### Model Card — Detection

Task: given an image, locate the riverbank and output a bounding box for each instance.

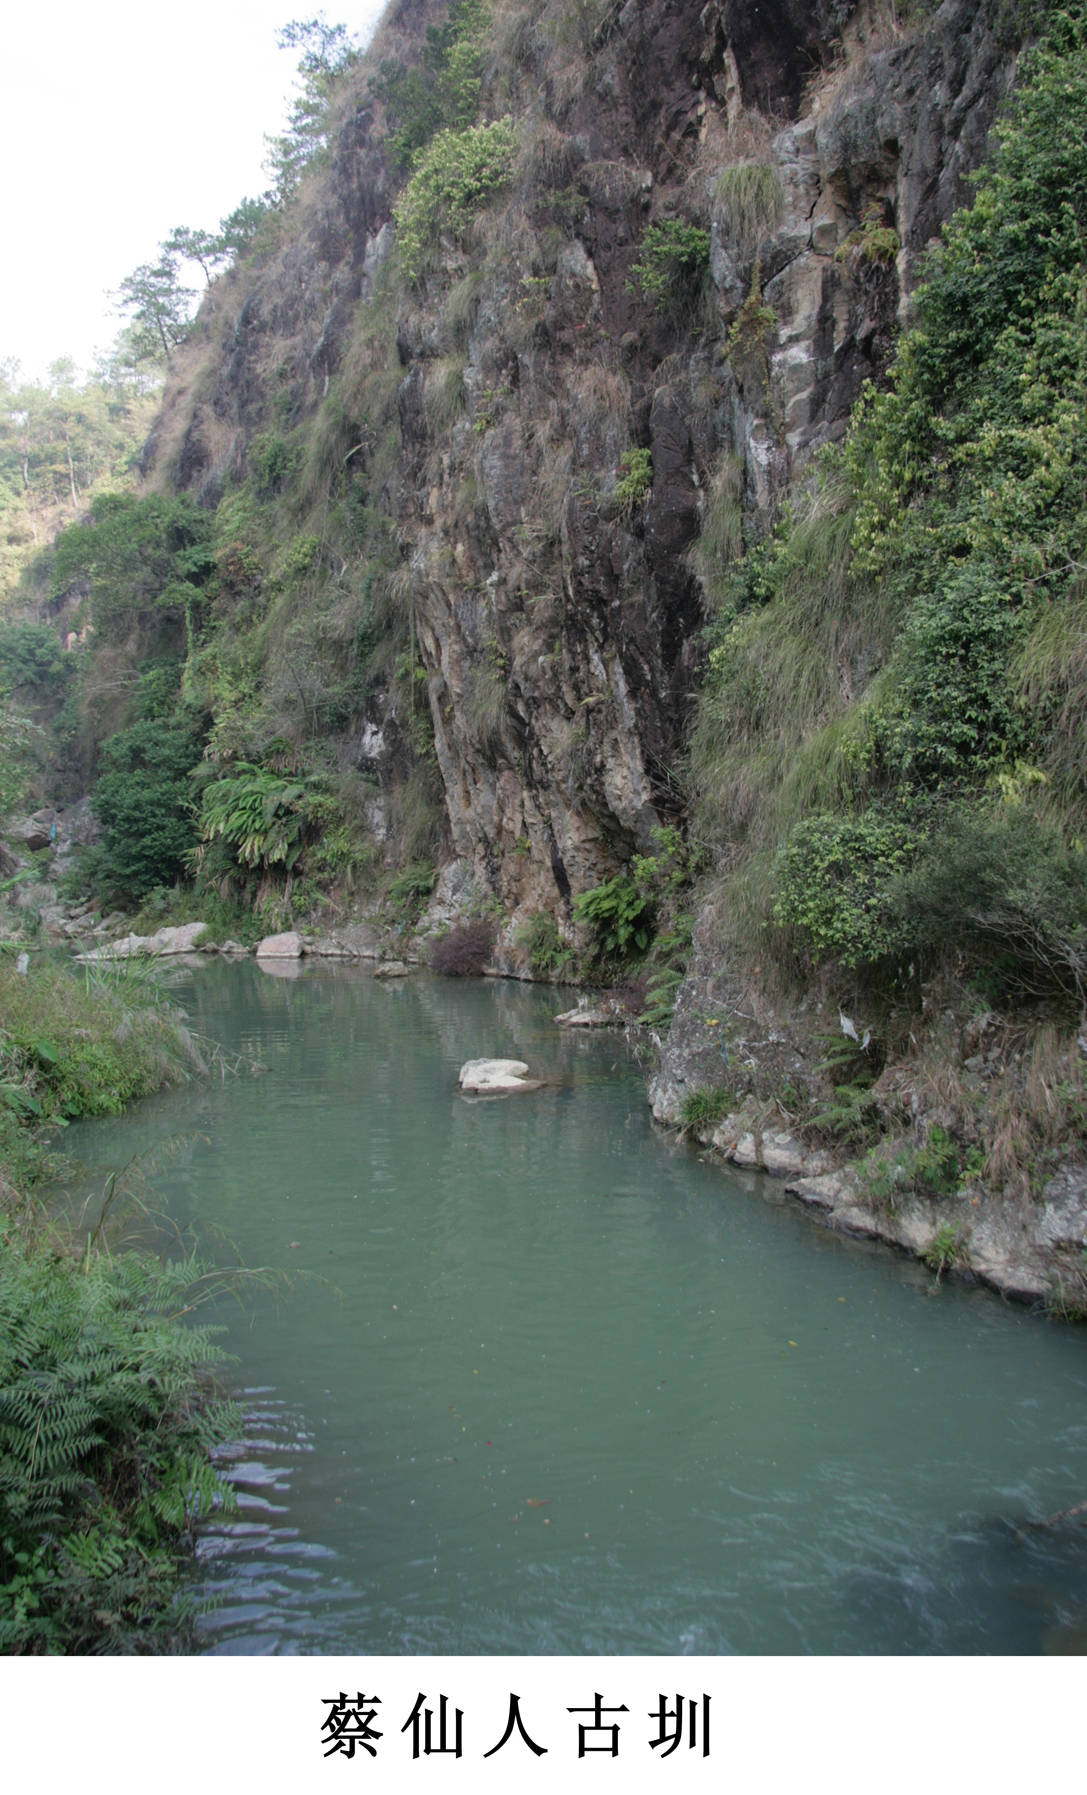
[645,932,1087,1318]
[0,949,239,1653]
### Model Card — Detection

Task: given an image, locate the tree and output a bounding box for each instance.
[162,225,228,286]
[113,254,195,365]
[264,14,361,200]
[216,194,276,259]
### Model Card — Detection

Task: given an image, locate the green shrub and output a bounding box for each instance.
[629,218,711,314]
[394,118,517,281]
[51,493,214,642]
[891,805,1087,1005]
[194,762,324,882]
[611,448,652,512]
[516,911,574,978]
[574,874,653,962]
[835,204,901,268]
[387,860,437,917]
[91,715,205,904]
[637,965,684,1028]
[809,1083,885,1150]
[0,623,70,697]
[923,1225,965,1275]
[372,0,486,167]
[773,806,920,970]
[250,432,295,497]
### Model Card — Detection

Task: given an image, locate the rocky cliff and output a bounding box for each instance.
[147,0,1014,920]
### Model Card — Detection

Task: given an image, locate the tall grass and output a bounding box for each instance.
[712,162,785,259]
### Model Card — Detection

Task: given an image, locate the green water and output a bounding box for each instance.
[65,960,1087,1654]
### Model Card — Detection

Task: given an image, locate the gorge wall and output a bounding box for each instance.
[145,0,1016,926]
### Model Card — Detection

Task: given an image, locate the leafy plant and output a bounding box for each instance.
[372,0,486,167]
[809,1081,885,1149]
[923,1223,965,1278]
[611,448,652,512]
[516,911,574,978]
[394,118,517,281]
[0,1238,239,1653]
[574,874,653,962]
[629,218,711,313]
[835,203,901,268]
[637,966,684,1028]
[194,762,323,880]
[90,715,206,904]
[0,623,70,697]
[773,806,919,969]
[387,861,437,917]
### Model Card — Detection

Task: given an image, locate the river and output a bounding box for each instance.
[61,958,1087,1654]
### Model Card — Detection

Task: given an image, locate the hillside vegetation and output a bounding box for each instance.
[693,11,1087,1010]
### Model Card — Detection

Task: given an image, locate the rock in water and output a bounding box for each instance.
[458,1058,542,1094]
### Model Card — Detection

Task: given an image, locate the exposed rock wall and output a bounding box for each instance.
[148,0,1019,935]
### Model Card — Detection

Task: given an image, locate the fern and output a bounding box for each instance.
[0,1238,239,1652]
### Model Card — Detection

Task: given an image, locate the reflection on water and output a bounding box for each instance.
[59,961,1087,1655]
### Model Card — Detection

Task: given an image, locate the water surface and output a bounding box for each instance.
[64,960,1087,1654]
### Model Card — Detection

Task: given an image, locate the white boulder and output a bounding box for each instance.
[459,1058,542,1094]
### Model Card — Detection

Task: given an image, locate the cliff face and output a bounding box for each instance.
[148,0,1015,927]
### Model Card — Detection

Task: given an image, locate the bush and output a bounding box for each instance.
[194,762,322,884]
[773,806,920,970]
[516,911,574,978]
[574,874,653,962]
[430,918,495,976]
[892,805,1087,1005]
[0,622,69,697]
[611,448,652,512]
[387,861,437,917]
[394,118,517,281]
[91,715,205,904]
[629,218,711,313]
[51,493,214,642]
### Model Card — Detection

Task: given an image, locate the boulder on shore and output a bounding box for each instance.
[459,1058,542,1094]
[78,922,209,961]
[255,930,304,959]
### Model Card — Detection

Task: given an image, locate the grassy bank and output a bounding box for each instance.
[0,951,238,1653]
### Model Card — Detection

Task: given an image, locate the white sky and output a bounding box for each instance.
[3,1,387,383]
